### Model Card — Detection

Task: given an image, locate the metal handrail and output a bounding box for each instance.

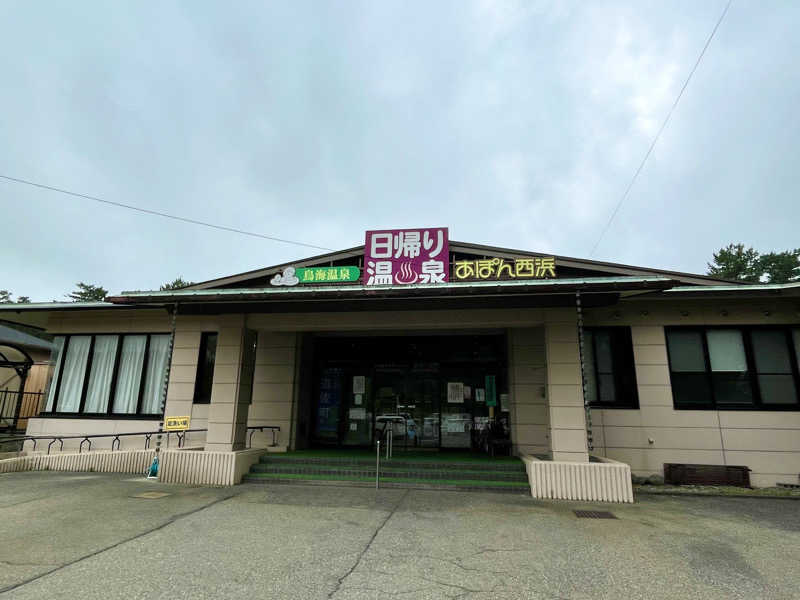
[4,424,281,455]
[375,439,380,490]
[246,425,281,449]
[3,429,208,454]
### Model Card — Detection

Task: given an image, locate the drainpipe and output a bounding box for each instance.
[575,291,594,453]
[152,302,179,470]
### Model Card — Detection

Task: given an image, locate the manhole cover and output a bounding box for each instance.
[574,510,616,519]
[132,491,171,499]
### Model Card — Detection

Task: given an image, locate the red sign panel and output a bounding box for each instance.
[364,228,449,285]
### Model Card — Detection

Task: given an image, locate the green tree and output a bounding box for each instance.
[0,290,11,303]
[707,244,761,282]
[708,244,800,283]
[759,250,800,283]
[160,277,195,291]
[16,296,31,303]
[67,282,108,302]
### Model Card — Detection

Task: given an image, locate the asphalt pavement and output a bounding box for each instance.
[1,471,798,599]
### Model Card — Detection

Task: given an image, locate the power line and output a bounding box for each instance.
[0,173,335,252]
[589,0,733,257]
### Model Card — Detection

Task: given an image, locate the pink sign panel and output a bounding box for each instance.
[364,227,449,285]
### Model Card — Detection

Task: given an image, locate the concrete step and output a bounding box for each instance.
[242,472,531,494]
[249,463,529,482]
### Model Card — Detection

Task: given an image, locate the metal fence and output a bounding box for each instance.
[0,389,44,431]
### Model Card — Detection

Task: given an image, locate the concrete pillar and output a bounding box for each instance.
[205,317,256,452]
[544,309,589,462]
[507,327,550,456]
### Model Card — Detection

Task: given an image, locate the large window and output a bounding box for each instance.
[666,326,800,410]
[44,333,170,417]
[193,332,218,404]
[583,327,639,409]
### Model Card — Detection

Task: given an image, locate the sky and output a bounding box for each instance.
[1,0,798,300]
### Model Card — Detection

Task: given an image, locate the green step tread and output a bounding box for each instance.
[243,472,531,488]
[259,457,525,472]
[249,466,527,481]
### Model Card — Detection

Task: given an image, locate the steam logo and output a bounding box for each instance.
[395,260,418,284]
[270,267,300,286]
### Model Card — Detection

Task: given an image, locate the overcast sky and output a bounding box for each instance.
[2,0,798,300]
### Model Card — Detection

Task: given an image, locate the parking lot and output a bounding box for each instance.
[1,471,799,599]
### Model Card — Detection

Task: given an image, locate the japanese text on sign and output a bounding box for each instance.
[271,266,360,286]
[453,257,556,281]
[365,228,449,285]
[164,416,190,431]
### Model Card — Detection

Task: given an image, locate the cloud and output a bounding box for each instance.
[1,0,797,300]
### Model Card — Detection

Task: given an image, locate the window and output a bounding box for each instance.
[583,327,638,409]
[193,332,218,404]
[666,326,800,410]
[44,333,170,418]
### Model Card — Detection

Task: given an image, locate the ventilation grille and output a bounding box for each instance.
[574,510,617,519]
[664,464,751,487]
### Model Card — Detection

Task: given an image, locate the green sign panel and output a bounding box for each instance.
[296,266,360,284]
[485,375,497,407]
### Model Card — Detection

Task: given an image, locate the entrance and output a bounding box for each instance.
[310,333,508,450]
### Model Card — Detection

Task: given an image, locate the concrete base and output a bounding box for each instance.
[520,454,634,503]
[158,448,264,486]
[0,449,155,475]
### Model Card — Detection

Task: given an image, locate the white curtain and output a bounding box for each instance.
[707,330,747,372]
[56,336,91,412]
[141,335,170,414]
[44,337,66,412]
[84,336,119,413]
[112,335,146,414]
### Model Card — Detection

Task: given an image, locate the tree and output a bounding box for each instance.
[160,277,195,291]
[707,244,800,283]
[759,250,800,283]
[16,296,31,303]
[0,290,11,303]
[67,282,108,302]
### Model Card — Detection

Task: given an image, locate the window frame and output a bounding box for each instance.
[666,325,800,411]
[41,332,171,420]
[583,326,639,410]
[192,332,219,405]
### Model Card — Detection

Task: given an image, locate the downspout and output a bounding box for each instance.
[153,302,179,471]
[575,291,594,454]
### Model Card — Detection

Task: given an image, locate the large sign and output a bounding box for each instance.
[453,257,556,281]
[364,227,449,286]
[271,266,360,286]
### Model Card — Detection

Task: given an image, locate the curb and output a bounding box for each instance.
[634,488,800,500]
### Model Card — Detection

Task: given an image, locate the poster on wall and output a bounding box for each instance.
[485,375,497,407]
[364,227,449,286]
[499,393,509,412]
[353,376,366,394]
[447,382,464,403]
[349,408,366,420]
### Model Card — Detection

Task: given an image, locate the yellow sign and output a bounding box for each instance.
[453,257,556,281]
[164,416,191,431]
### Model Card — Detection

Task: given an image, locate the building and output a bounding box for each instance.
[2,227,799,495]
